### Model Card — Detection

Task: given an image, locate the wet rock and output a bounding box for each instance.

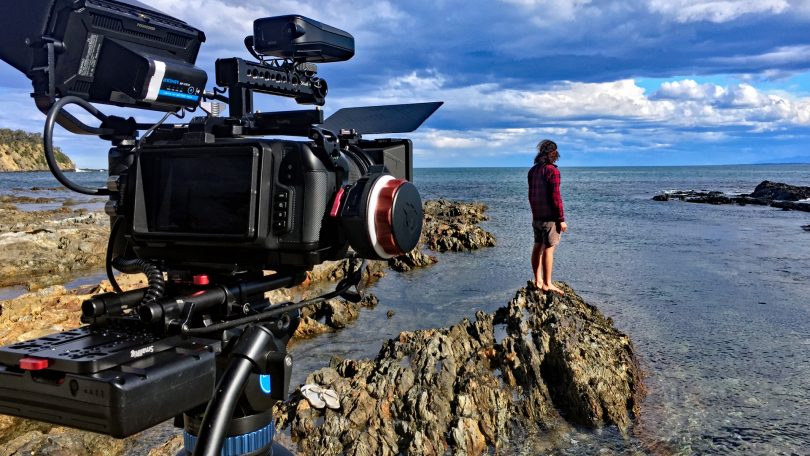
[653,182,810,213]
[499,283,641,430]
[424,223,496,252]
[685,194,733,205]
[27,187,64,192]
[294,293,381,337]
[389,249,438,272]
[277,282,642,455]
[749,180,810,201]
[0,195,60,205]
[770,200,810,212]
[324,298,361,329]
[802,225,810,232]
[386,309,395,318]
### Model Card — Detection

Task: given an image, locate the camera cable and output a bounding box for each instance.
[43,96,113,195]
[105,218,125,293]
[111,257,166,304]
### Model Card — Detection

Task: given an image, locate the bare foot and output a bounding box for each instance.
[533,280,543,290]
[546,283,564,295]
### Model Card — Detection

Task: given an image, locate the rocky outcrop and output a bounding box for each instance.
[0,129,74,172]
[0,278,641,456]
[277,282,642,455]
[749,180,810,201]
[0,207,109,290]
[422,200,496,252]
[653,181,810,213]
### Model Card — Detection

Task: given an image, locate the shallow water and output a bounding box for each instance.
[0,170,107,212]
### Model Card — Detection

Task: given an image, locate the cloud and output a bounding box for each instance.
[4,1,810,167]
[499,0,593,24]
[129,0,810,87]
[337,71,810,129]
[654,80,727,100]
[710,45,810,71]
[335,72,810,165]
[646,0,789,23]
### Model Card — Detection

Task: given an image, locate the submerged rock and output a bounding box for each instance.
[277,282,642,455]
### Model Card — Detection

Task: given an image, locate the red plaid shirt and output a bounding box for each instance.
[528,164,565,222]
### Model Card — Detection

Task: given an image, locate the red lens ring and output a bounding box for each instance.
[375,178,406,255]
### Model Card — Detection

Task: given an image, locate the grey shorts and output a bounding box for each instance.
[533,220,561,247]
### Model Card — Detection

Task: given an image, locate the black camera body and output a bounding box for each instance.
[0,1,440,454]
[114,133,421,271]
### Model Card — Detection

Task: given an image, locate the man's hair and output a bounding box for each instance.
[534,139,558,165]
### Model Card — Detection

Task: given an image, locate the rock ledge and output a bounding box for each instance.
[277,282,642,455]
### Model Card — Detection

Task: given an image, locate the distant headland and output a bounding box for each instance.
[0,128,74,172]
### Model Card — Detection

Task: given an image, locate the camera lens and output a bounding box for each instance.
[374,177,422,256]
[339,173,423,259]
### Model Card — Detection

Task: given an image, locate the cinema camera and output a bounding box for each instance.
[0,1,441,454]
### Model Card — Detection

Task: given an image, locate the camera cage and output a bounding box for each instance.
[0,1,442,455]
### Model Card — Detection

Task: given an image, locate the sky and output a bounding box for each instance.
[3,0,810,167]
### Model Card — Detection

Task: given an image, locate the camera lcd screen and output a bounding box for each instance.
[137,148,258,237]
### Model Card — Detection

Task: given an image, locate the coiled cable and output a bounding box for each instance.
[111,257,166,304]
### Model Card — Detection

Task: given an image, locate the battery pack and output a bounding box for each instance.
[0,324,217,437]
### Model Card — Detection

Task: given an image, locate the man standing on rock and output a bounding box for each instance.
[528,139,567,294]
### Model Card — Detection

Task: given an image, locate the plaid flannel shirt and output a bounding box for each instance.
[528,163,565,222]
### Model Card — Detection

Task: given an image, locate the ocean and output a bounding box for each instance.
[2,165,810,454]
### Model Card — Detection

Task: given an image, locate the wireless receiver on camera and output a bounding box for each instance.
[0,1,442,455]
